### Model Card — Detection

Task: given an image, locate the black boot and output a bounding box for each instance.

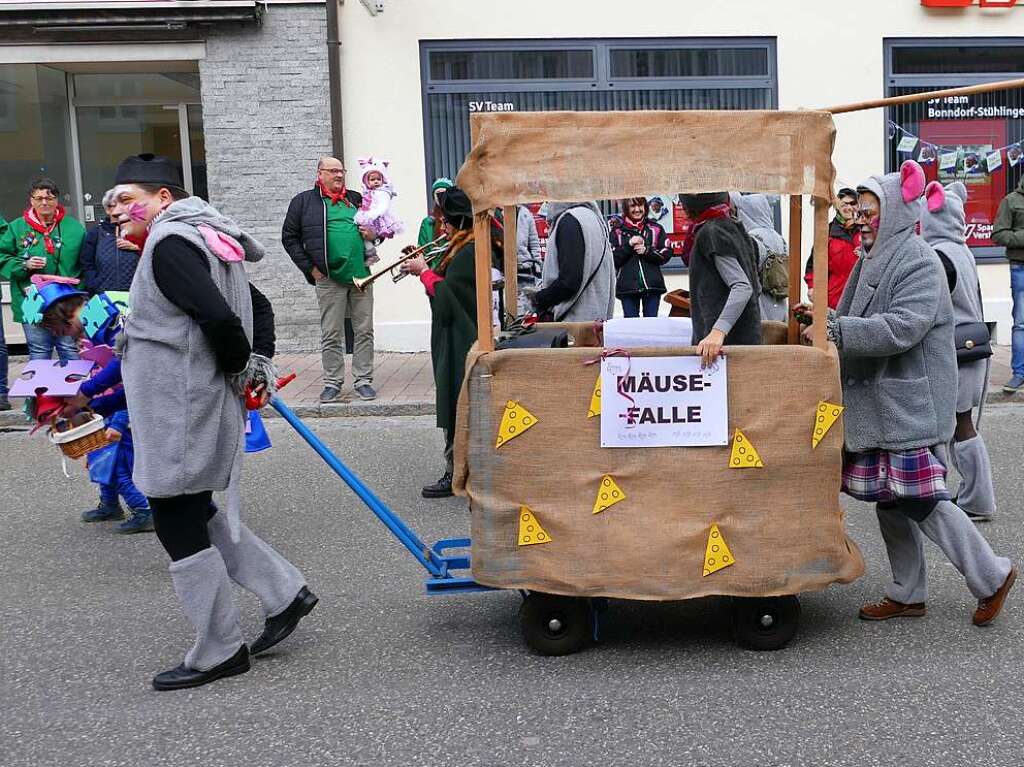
[152,645,250,691]
[250,586,319,655]
[422,472,453,499]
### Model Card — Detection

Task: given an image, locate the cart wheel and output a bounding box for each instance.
[730,595,800,651]
[519,593,591,656]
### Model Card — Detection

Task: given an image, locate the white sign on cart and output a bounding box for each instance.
[600,355,729,448]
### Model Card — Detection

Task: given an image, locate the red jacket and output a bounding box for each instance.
[805,219,860,309]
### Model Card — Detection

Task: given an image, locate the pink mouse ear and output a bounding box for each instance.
[900,160,926,203]
[925,181,945,213]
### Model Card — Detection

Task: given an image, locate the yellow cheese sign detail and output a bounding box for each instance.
[495,400,539,448]
[592,475,626,514]
[517,506,552,546]
[703,524,735,577]
[729,429,764,469]
[587,376,601,418]
[812,401,845,449]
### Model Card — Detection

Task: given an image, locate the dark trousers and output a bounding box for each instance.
[620,292,661,318]
[151,491,216,562]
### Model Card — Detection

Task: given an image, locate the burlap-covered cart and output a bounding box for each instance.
[452,110,865,654]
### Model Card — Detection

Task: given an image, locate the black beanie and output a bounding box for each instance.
[679,192,730,216]
[114,153,184,188]
[439,187,473,230]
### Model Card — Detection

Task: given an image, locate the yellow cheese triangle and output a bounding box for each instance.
[587,376,601,418]
[495,400,539,448]
[517,506,552,546]
[812,401,845,449]
[592,475,626,514]
[703,523,736,577]
[729,429,764,469]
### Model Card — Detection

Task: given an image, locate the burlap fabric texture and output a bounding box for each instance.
[453,338,864,600]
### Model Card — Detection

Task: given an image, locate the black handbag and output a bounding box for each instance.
[954,321,992,364]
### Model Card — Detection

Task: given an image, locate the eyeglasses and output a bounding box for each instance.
[320,168,346,176]
[31,195,57,203]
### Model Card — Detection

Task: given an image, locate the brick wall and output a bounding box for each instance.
[200,3,331,352]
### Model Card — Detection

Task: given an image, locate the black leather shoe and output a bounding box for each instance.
[422,472,454,499]
[251,586,319,655]
[152,645,250,691]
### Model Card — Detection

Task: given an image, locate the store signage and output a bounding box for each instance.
[468,100,515,113]
[600,356,729,449]
[927,95,1024,120]
[921,0,1019,7]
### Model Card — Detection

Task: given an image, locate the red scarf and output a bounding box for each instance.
[318,181,353,208]
[679,203,732,265]
[24,205,66,255]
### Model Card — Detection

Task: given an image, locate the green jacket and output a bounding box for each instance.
[418,215,437,247]
[431,240,478,435]
[992,176,1024,263]
[0,214,85,323]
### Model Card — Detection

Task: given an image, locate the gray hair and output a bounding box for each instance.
[101,188,117,208]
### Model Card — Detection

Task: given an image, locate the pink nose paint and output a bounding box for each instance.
[128,202,148,222]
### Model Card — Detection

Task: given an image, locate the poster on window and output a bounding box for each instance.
[919,118,1007,248]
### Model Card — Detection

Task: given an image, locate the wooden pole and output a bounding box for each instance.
[811,199,830,350]
[824,77,1024,115]
[473,211,495,352]
[787,195,803,344]
[502,205,518,325]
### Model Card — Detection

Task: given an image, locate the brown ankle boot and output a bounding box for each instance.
[859,597,926,621]
[973,567,1017,627]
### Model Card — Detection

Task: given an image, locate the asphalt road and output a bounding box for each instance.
[2,408,1023,767]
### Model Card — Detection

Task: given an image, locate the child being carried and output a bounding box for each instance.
[354,156,404,267]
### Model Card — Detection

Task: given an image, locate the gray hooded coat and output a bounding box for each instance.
[834,169,957,452]
[122,197,261,498]
[921,182,987,412]
[730,192,788,322]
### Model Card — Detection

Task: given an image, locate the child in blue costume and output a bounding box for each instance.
[35,284,153,533]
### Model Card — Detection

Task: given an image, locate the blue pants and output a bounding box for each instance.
[0,313,7,397]
[620,292,662,318]
[99,440,149,511]
[22,322,78,362]
[1011,263,1024,377]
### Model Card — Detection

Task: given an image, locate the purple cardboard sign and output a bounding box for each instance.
[9,359,96,398]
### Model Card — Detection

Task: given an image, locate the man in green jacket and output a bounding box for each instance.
[0,178,84,360]
[992,176,1024,393]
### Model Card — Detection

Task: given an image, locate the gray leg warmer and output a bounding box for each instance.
[876,505,928,604]
[919,500,1011,600]
[168,546,244,671]
[952,436,997,517]
[207,510,306,619]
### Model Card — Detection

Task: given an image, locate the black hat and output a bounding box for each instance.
[114,153,184,188]
[837,187,858,201]
[439,186,473,230]
[679,192,729,216]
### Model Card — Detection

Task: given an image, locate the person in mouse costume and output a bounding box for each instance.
[798,161,1015,627]
[921,181,997,522]
[113,154,318,691]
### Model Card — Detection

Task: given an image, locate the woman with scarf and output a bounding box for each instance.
[113,154,316,690]
[402,187,501,499]
[678,192,762,366]
[0,178,85,360]
[611,197,672,318]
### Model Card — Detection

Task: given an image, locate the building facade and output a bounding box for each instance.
[3,1,1023,349]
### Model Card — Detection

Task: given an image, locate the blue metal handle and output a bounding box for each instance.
[270,398,447,578]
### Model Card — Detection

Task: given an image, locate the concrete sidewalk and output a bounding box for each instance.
[2,345,1020,427]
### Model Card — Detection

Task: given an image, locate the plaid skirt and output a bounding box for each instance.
[841,447,951,504]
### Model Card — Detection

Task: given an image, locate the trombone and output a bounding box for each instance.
[353,234,446,292]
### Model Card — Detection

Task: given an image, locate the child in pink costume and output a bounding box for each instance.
[353,157,404,267]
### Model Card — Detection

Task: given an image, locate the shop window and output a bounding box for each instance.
[886,40,1024,259]
[0,64,73,221]
[610,47,769,79]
